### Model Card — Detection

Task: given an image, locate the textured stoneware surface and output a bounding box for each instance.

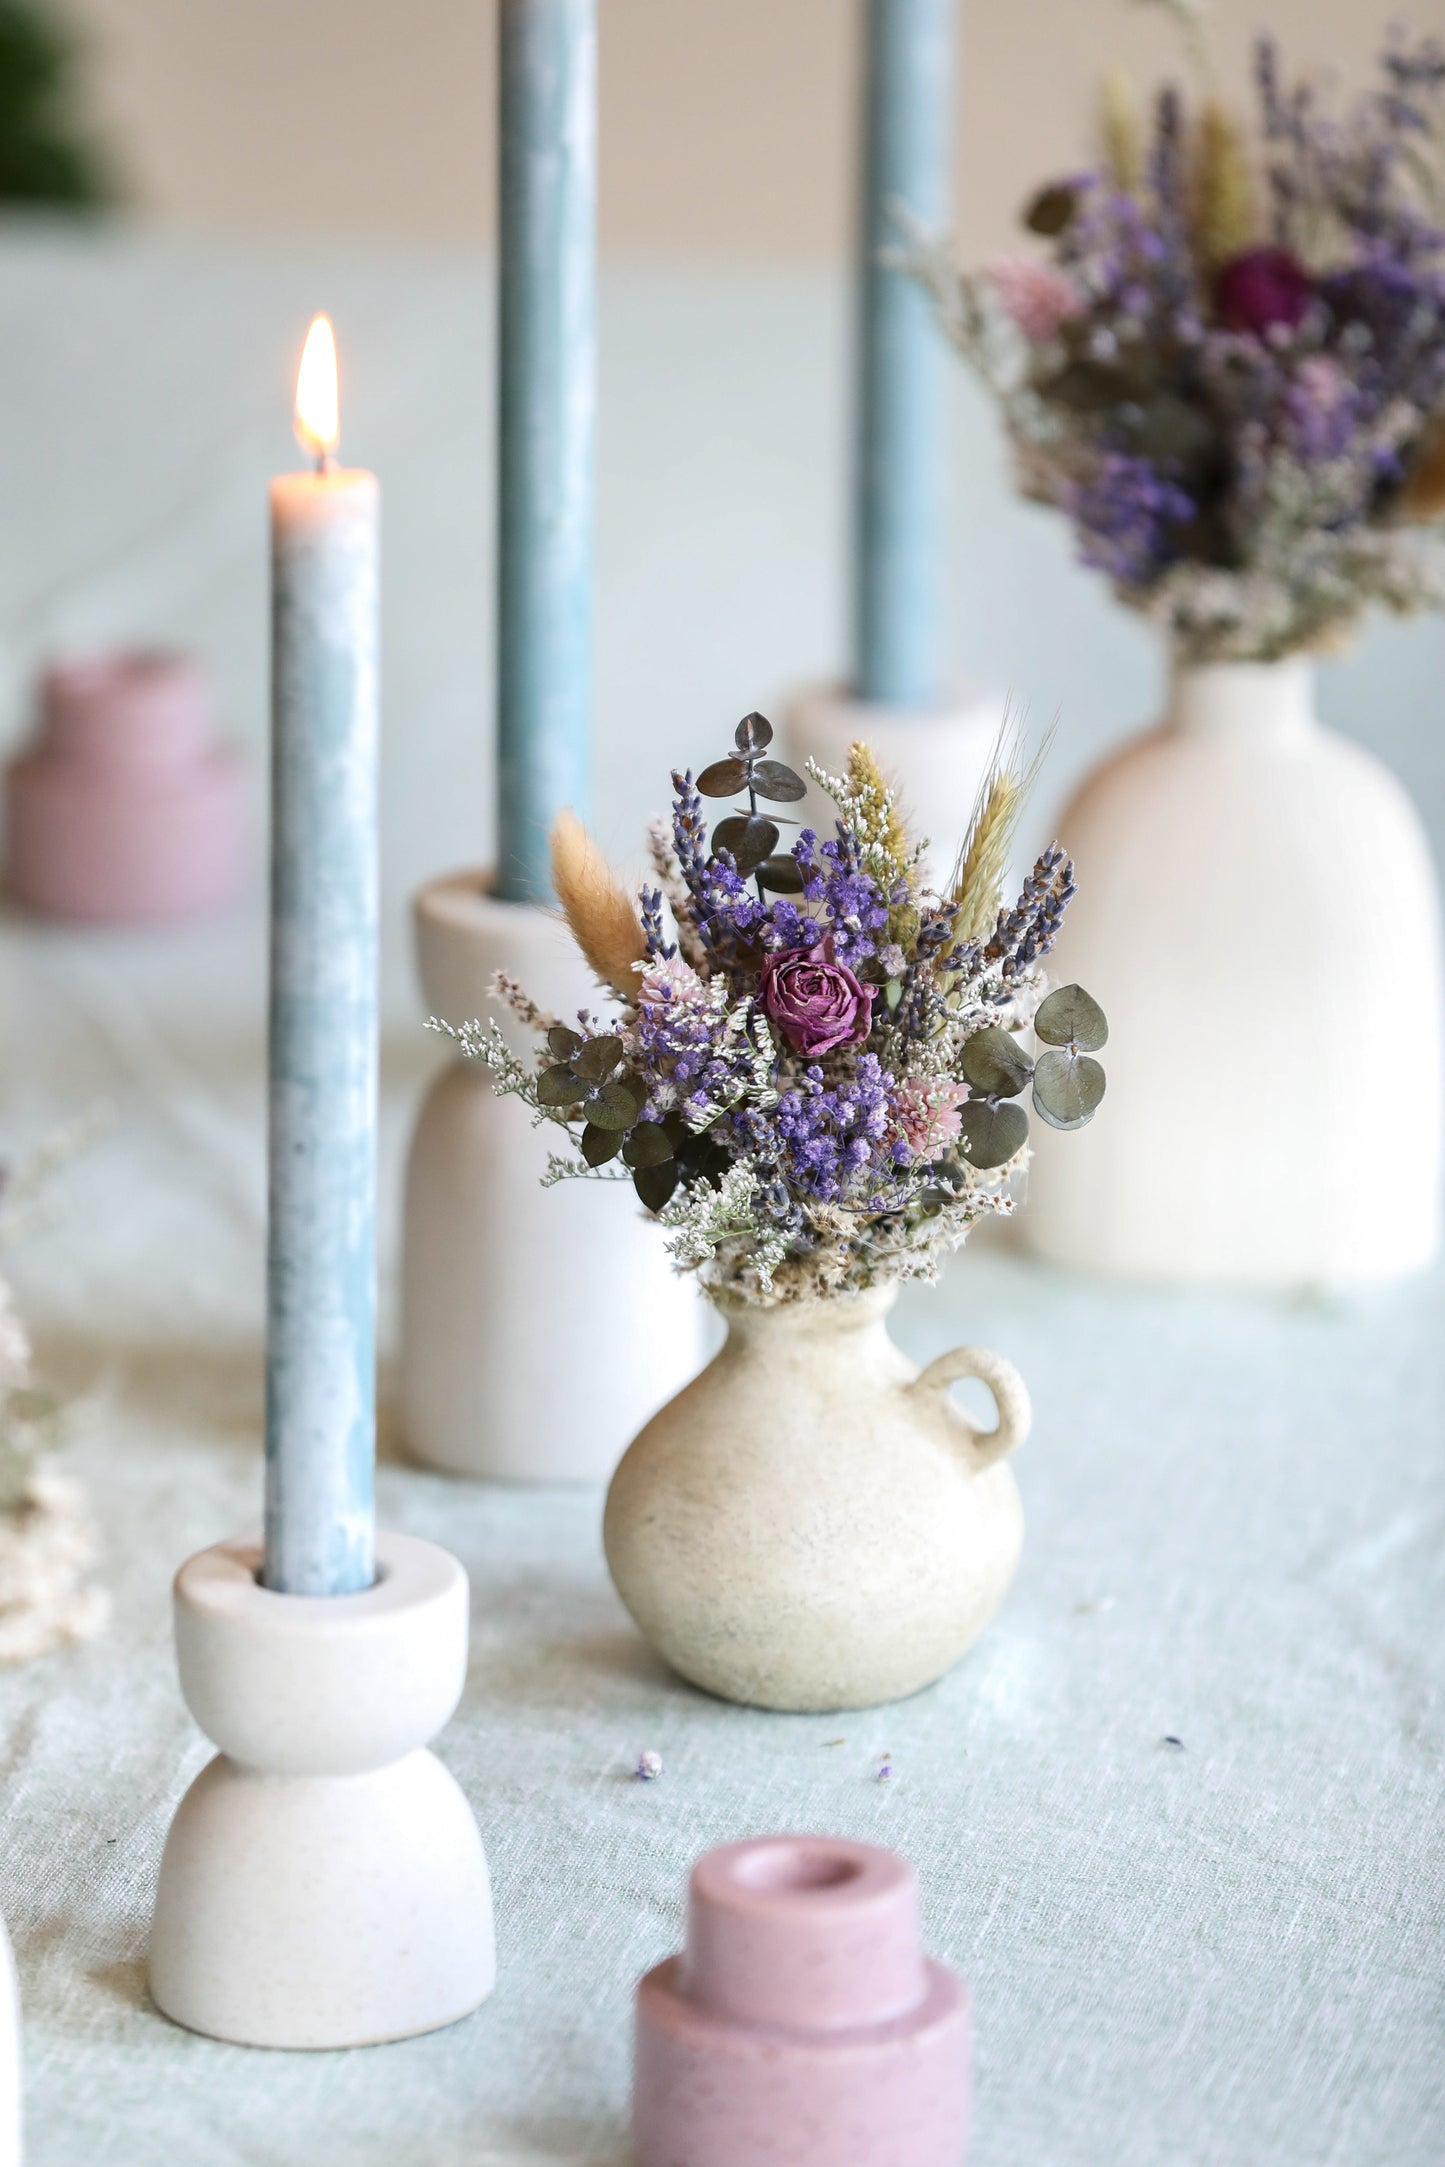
[1025,655,1444,1286]
[634,1834,970,2167]
[148,1530,495,2050]
[401,871,707,1481]
[4,652,246,925]
[604,1284,1029,1711]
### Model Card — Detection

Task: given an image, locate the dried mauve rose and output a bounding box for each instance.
[760,946,875,1057]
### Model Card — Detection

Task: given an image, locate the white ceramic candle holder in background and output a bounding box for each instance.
[1024,655,1444,1286]
[149,1531,494,2050]
[401,871,707,1482]
[0,1909,19,2167]
[783,681,1007,885]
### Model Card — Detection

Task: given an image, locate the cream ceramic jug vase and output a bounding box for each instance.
[603,1285,1030,1712]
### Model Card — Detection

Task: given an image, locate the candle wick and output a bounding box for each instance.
[315,449,335,477]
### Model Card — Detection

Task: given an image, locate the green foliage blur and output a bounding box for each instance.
[0,0,110,208]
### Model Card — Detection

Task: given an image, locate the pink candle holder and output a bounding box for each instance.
[634,1835,970,2166]
[5,652,247,924]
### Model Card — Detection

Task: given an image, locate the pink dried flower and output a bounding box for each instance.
[893,1076,968,1157]
[987,255,1085,343]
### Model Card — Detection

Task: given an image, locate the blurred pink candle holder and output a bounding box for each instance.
[634,1834,971,2167]
[4,651,247,925]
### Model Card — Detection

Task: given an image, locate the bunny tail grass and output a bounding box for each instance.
[550,809,649,1000]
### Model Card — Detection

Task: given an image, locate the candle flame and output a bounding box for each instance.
[294,314,339,462]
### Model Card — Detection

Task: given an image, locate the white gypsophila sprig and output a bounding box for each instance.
[487,970,559,1033]
[427,1015,552,1116]
[659,1160,789,1292]
[540,1152,631,1190]
[804,757,927,884]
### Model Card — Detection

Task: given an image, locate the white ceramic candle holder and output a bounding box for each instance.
[1024,656,1444,1286]
[0,1909,18,2167]
[783,681,1007,885]
[400,871,707,1482]
[149,1531,494,2050]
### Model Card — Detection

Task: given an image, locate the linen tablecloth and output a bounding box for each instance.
[0,228,1440,2166]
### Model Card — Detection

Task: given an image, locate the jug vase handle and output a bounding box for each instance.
[905,1345,1031,1473]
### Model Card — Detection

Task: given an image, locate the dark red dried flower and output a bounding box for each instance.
[1214,247,1314,336]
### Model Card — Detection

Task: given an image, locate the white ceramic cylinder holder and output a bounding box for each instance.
[401,870,707,1482]
[1025,657,1444,1286]
[784,681,1008,886]
[149,1531,495,2050]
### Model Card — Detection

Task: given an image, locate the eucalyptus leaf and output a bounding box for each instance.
[585,1079,644,1130]
[958,1098,1029,1170]
[757,853,805,894]
[712,813,780,877]
[633,1160,681,1212]
[580,1123,623,1166]
[1032,1048,1107,1129]
[677,1126,731,1184]
[546,1024,583,1060]
[572,1034,623,1081]
[537,1064,582,1108]
[697,757,747,798]
[1034,984,1108,1052]
[623,1121,674,1169]
[1025,180,1077,236]
[961,1026,1034,1099]
[749,759,807,803]
[734,711,773,753]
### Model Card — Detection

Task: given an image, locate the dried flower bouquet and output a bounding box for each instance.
[911,17,1445,662]
[439,716,1106,1306]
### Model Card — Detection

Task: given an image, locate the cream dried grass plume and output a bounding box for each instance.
[549,808,648,1000]
[1192,99,1257,268]
[1099,70,1143,194]
[949,725,1047,944]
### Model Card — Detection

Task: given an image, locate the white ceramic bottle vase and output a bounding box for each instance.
[1025,655,1444,1285]
[784,683,1006,886]
[0,1909,19,2167]
[149,1532,494,2049]
[401,872,707,1481]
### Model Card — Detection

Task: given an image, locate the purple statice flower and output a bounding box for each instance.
[626,959,757,1123]
[738,1055,912,1213]
[668,771,768,964]
[1283,355,1359,462]
[1065,453,1195,585]
[791,827,891,965]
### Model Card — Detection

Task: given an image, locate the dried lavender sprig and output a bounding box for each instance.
[987,846,1077,979]
[639,886,676,962]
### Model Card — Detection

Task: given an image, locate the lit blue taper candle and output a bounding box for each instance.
[856,0,956,708]
[263,315,379,1597]
[495,0,596,904]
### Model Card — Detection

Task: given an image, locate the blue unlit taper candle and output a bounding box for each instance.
[263,314,379,1596]
[496,0,596,904]
[856,0,957,709]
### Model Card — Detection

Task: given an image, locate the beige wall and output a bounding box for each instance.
[69,0,1414,258]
